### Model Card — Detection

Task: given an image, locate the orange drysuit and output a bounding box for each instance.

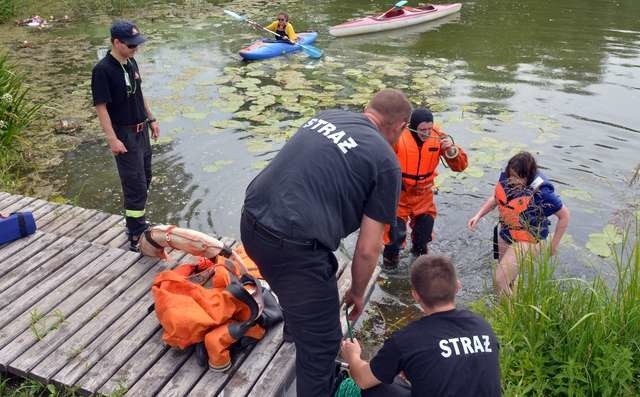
[383,127,467,261]
[152,247,270,371]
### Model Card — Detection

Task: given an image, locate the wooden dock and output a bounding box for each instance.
[0,191,379,396]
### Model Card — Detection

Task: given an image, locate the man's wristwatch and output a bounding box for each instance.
[147,118,157,124]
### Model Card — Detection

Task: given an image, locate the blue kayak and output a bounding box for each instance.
[239,32,318,61]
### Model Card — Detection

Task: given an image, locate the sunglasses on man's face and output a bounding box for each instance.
[126,43,138,49]
[278,18,286,21]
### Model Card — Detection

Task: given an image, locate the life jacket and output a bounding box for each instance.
[396,127,442,193]
[494,172,546,243]
[152,245,281,371]
[275,27,288,40]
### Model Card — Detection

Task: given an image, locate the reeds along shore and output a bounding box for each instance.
[473,221,640,396]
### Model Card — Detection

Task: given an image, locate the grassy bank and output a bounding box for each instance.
[474,221,640,396]
[0,52,40,191]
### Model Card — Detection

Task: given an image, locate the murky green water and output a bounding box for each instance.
[3,0,639,343]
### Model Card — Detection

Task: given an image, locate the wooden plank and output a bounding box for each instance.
[110,233,130,250]
[0,194,23,211]
[186,348,254,397]
[76,314,161,394]
[219,323,285,396]
[61,211,111,241]
[0,244,108,330]
[0,232,61,279]
[51,300,157,387]
[38,252,187,385]
[32,291,153,384]
[0,231,44,264]
[76,214,123,243]
[247,342,295,397]
[123,347,194,396]
[6,255,161,377]
[93,327,168,396]
[30,201,60,226]
[92,224,126,246]
[9,197,48,214]
[0,196,38,214]
[155,354,208,397]
[0,191,10,201]
[0,239,92,308]
[0,236,76,294]
[45,208,101,237]
[56,210,107,241]
[0,252,150,372]
[35,204,74,229]
[0,249,136,355]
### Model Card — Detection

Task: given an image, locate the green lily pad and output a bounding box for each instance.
[585,224,623,258]
[209,119,246,130]
[182,112,208,120]
[252,160,269,170]
[561,189,592,202]
[218,86,237,95]
[203,160,233,173]
[151,136,174,145]
[463,166,485,178]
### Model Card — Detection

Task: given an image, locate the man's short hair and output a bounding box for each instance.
[410,255,457,307]
[367,88,412,125]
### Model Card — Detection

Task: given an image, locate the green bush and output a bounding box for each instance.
[474,221,640,396]
[0,53,40,150]
[0,0,17,23]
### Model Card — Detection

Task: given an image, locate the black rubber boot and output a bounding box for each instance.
[410,243,428,257]
[382,254,399,271]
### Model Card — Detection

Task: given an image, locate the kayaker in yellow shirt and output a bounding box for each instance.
[264,12,298,43]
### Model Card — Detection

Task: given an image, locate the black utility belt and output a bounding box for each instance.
[244,211,323,251]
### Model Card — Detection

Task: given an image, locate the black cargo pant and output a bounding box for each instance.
[383,214,434,260]
[241,211,342,397]
[114,124,152,237]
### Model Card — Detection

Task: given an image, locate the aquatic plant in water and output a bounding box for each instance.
[473,216,640,396]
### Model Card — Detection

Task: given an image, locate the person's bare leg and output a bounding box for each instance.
[497,235,509,261]
[495,242,539,296]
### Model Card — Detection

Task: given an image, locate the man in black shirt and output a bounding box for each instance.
[341,255,501,397]
[91,20,160,251]
[241,89,412,397]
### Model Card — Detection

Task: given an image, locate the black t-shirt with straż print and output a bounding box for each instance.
[243,109,401,251]
[370,309,501,397]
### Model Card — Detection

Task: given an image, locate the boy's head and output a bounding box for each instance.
[410,255,458,309]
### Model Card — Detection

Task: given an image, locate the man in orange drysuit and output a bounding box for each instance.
[383,107,468,269]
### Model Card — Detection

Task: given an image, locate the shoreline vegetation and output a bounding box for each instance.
[0,52,40,192]
[473,220,640,396]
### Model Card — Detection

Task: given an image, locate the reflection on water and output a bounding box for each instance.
[10,0,638,340]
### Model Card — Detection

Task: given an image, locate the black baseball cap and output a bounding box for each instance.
[110,20,146,46]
